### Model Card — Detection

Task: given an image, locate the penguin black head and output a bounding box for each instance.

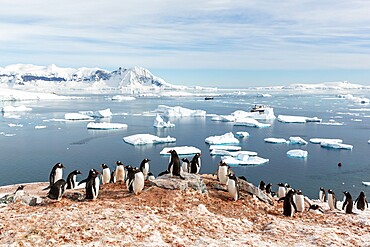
[296,189,303,195]
[167,150,178,156]
[101,163,109,169]
[286,189,295,197]
[181,158,190,163]
[55,163,65,169]
[320,187,325,192]
[15,185,25,192]
[277,183,285,187]
[142,158,150,162]
[125,165,134,172]
[89,169,100,177]
[116,161,123,166]
[73,170,82,175]
[194,153,201,158]
[343,191,352,199]
[359,191,365,198]
[309,204,321,211]
[227,173,237,181]
[328,189,334,194]
[219,160,228,167]
[285,183,291,189]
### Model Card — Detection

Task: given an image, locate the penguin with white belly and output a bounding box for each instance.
[319,187,326,202]
[265,183,273,195]
[101,164,111,185]
[132,168,145,195]
[227,173,239,201]
[181,158,190,173]
[47,179,67,201]
[125,165,135,192]
[294,190,305,212]
[259,181,266,191]
[44,163,65,190]
[189,153,201,174]
[277,183,286,199]
[78,169,100,200]
[327,189,337,210]
[217,160,230,185]
[342,191,354,214]
[66,170,82,189]
[115,161,126,182]
[139,158,150,179]
[279,190,297,217]
[167,150,184,179]
[355,191,368,211]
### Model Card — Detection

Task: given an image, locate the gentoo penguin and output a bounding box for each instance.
[227,173,239,201]
[265,183,273,195]
[78,169,100,200]
[43,163,65,190]
[110,169,116,183]
[355,191,368,211]
[139,158,150,179]
[259,181,266,191]
[101,164,111,185]
[342,191,354,214]
[125,165,135,192]
[308,204,325,214]
[167,150,183,179]
[47,179,67,201]
[115,161,126,182]
[319,187,326,202]
[189,153,201,174]
[278,190,297,217]
[277,183,286,199]
[66,170,82,189]
[327,189,337,210]
[147,172,155,182]
[13,185,25,202]
[132,168,145,195]
[181,158,190,173]
[217,160,230,185]
[294,190,305,212]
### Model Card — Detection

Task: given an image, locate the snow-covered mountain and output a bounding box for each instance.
[0,64,186,93]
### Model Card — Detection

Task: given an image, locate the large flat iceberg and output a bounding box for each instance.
[287,149,308,158]
[155,105,206,117]
[288,136,308,145]
[278,115,307,123]
[309,138,343,144]
[160,146,201,156]
[234,118,271,128]
[232,106,276,120]
[123,134,176,145]
[209,145,241,151]
[264,138,287,144]
[320,142,353,150]
[64,113,94,121]
[210,150,258,157]
[87,122,127,130]
[79,108,112,118]
[221,155,269,166]
[205,132,240,145]
[1,105,32,112]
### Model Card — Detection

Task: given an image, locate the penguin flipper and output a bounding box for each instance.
[278,196,286,203]
[78,179,87,186]
[42,185,51,191]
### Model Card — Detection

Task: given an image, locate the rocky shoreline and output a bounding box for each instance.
[0,175,369,246]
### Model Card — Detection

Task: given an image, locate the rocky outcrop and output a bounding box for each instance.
[151,173,207,193]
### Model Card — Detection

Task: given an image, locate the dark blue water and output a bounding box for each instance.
[0,92,369,199]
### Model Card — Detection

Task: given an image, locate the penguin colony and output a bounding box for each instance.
[38,152,368,217]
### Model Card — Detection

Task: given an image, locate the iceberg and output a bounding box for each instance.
[211,115,236,122]
[210,150,257,157]
[235,131,249,138]
[155,105,206,117]
[153,114,175,128]
[87,122,128,130]
[231,106,276,120]
[209,145,241,151]
[160,146,201,156]
[205,132,239,145]
[221,155,269,166]
[368,140,370,144]
[1,105,32,112]
[79,108,112,118]
[264,138,287,144]
[110,95,136,101]
[123,134,176,145]
[234,118,271,128]
[309,138,343,144]
[305,117,322,122]
[278,115,307,123]
[288,137,308,145]
[64,113,94,121]
[362,181,370,186]
[35,125,47,129]
[287,149,308,158]
[320,142,353,150]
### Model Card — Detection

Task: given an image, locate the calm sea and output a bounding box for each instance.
[0,92,369,199]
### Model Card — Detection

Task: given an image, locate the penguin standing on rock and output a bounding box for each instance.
[189,153,201,174]
[319,187,326,202]
[167,150,184,179]
[66,170,82,189]
[217,161,230,185]
[139,158,150,179]
[265,183,273,195]
[327,189,337,210]
[13,185,25,202]
[278,190,297,217]
[259,181,266,191]
[181,158,190,173]
[355,191,368,211]
[78,169,100,200]
[43,163,65,190]
[277,183,286,199]
[101,164,111,185]
[227,173,239,201]
[342,191,354,214]
[47,179,67,201]
[115,161,125,182]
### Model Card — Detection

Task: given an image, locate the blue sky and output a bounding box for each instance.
[1,0,370,87]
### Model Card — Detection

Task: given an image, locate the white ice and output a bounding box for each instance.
[287,149,308,158]
[288,136,308,145]
[64,113,94,121]
[205,132,240,145]
[320,142,353,150]
[35,125,47,129]
[79,108,112,118]
[231,107,276,120]
[155,105,206,117]
[235,131,249,138]
[211,150,258,157]
[264,138,287,144]
[309,138,343,144]
[362,181,370,186]
[123,134,176,145]
[153,114,175,128]
[211,115,235,122]
[87,122,128,130]
[8,123,23,127]
[0,88,70,101]
[234,118,271,128]
[209,145,242,151]
[110,95,136,101]
[160,146,201,156]
[221,155,269,166]
[1,105,32,112]
[277,115,307,123]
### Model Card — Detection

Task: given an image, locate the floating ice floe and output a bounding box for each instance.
[221,154,269,166]
[35,125,47,129]
[287,149,308,158]
[0,132,16,137]
[309,138,343,144]
[110,95,136,101]
[87,122,128,130]
[155,105,206,117]
[1,105,32,112]
[123,134,176,145]
[362,181,370,186]
[210,150,258,157]
[264,138,287,144]
[257,93,272,97]
[160,146,201,156]
[234,118,271,128]
[79,108,112,118]
[205,132,239,145]
[8,123,23,127]
[211,115,235,122]
[337,94,370,104]
[368,140,370,144]
[320,142,353,150]
[209,145,242,151]
[64,113,94,121]
[319,121,343,126]
[288,136,308,145]
[277,115,307,123]
[153,114,175,128]
[232,106,276,120]
[235,131,249,138]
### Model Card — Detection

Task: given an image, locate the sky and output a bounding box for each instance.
[1,0,370,87]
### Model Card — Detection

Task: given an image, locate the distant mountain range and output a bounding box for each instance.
[0,64,187,93]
